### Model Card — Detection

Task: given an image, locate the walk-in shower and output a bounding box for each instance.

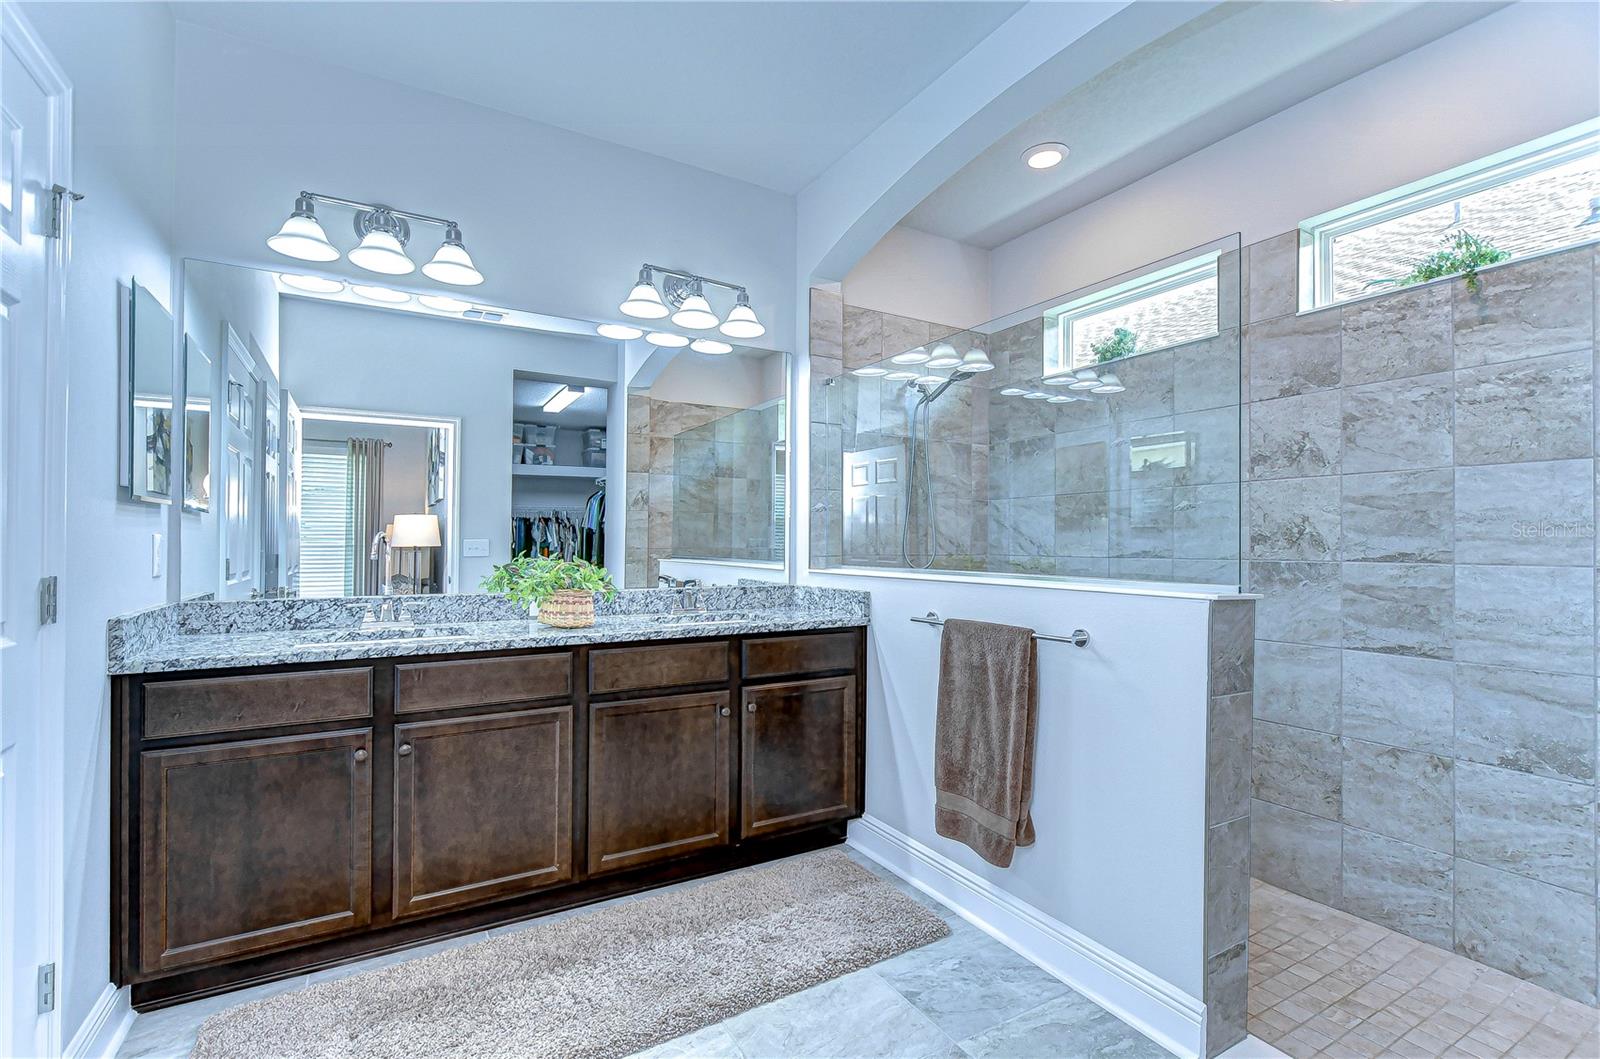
[902,369,979,569]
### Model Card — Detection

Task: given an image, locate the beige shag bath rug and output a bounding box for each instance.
[189,849,948,1059]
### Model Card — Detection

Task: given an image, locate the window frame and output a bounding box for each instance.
[1042,251,1221,377]
[1299,118,1600,311]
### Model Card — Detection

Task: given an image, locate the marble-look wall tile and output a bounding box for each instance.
[842,305,883,370]
[1254,720,1341,819]
[1104,350,1175,424]
[1454,349,1593,465]
[1206,815,1250,955]
[1455,564,1595,675]
[1455,761,1596,893]
[1172,407,1240,488]
[1208,692,1252,827]
[1054,493,1109,557]
[1173,329,1241,414]
[1109,488,1174,559]
[1341,827,1454,948]
[1246,232,1299,324]
[1341,282,1453,385]
[1341,739,1454,853]
[1204,941,1248,1059]
[1453,251,1595,368]
[1247,561,1341,647]
[1340,650,1453,756]
[1341,371,1454,474]
[1173,485,1239,561]
[1254,641,1340,733]
[1248,390,1341,480]
[1340,469,1453,563]
[1208,599,1255,697]
[1454,663,1595,783]
[1247,477,1341,561]
[1455,459,1595,566]
[880,314,930,362]
[1007,435,1055,497]
[1252,798,1342,905]
[1245,310,1341,400]
[1454,860,1598,1004]
[1055,438,1108,495]
[809,287,844,360]
[997,496,1054,557]
[1341,561,1454,659]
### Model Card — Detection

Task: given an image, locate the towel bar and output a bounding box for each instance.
[910,611,1090,648]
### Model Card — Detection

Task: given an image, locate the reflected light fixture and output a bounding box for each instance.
[266,195,339,262]
[279,273,345,294]
[1000,387,1029,396]
[1023,142,1070,170]
[959,349,994,372]
[620,268,670,319]
[691,338,733,355]
[890,347,931,365]
[542,385,585,413]
[1023,392,1051,400]
[914,375,946,387]
[1047,394,1078,404]
[646,331,689,347]
[418,293,471,312]
[924,343,962,369]
[851,366,889,377]
[351,284,410,304]
[1041,374,1074,385]
[885,370,921,381]
[1067,369,1101,390]
[1091,373,1125,394]
[597,322,645,340]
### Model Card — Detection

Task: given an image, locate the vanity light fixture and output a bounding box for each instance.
[279,273,345,294]
[890,347,931,365]
[959,349,994,372]
[924,343,962,369]
[351,284,410,304]
[596,323,645,340]
[266,190,485,285]
[1023,142,1070,170]
[418,293,472,312]
[1091,373,1125,394]
[542,385,585,413]
[691,338,733,355]
[851,366,889,377]
[618,264,766,339]
[646,331,689,348]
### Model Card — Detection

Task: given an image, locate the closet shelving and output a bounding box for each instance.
[510,379,609,562]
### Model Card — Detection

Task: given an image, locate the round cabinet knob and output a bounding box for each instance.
[353,748,369,762]
[398,743,413,757]
[719,707,731,717]
[746,702,757,713]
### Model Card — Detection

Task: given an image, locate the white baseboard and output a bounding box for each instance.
[848,815,1205,1059]
[64,984,133,1059]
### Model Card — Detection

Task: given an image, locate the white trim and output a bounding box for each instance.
[848,815,1205,1059]
[1043,251,1221,375]
[63,985,133,1059]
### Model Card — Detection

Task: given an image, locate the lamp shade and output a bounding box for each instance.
[390,513,441,548]
[690,338,732,354]
[923,343,961,369]
[421,226,484,285]
[958,348,994,372]
[348,229,415,275]
[267,198,339,262]
[719,297,765,339]
[620,282,669,319]
[671,293,719,330]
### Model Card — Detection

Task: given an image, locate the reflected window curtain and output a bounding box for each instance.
[345,437,387,595]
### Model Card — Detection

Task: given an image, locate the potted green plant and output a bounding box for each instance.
[1090,327,1137,363]
[1366,230,1511,295]
[482,555,617,628]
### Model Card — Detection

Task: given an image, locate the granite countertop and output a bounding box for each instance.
[107,585,870,675]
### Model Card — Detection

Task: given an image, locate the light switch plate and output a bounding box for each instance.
[463,538,490,558]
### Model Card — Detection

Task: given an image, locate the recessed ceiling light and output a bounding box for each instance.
[418,293,471,312]
[542,385,585,413]
[851,366,889,377]
[351,284,410,304]
[691,338,733,355]
[1023,142,1070,170]
[280,273,345,294]
[646,331,689,348]
[597,322,644,340]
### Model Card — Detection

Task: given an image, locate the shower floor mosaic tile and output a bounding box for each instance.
[1249,879,1600,1058]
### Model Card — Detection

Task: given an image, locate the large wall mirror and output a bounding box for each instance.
[175,259,617,601]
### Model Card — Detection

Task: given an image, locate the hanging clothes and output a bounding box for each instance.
[582,482,606,565]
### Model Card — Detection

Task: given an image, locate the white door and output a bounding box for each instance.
[0,9,70,1057]
[220,326,257,599]
[259,382,281,592]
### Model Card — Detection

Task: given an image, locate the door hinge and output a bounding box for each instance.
[37,963,56,1014]
[46,184,84,239]
[38,575,58,625]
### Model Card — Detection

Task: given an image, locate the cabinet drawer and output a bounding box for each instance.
[589,641,729,696]
[742,632,857,682]
[142,668,372,739]
[395,652,571,714]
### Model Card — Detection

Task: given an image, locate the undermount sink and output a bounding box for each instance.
[298,624,473,645]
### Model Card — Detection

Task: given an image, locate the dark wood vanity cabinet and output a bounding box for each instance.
[113,627,865,1008]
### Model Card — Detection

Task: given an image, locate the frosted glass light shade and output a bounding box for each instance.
[691,338,732,355]
[671,293,719,330]
[646,331,689,348]
[1000,387,1029,396]
[597,323,644,340]
[851,366,888,377]
[1091,373,1125,394]
[267,213,339,262]
[719,301,765,339]
[280,273,344,294]
[351,284,410,304]
[348,230,415,275]
[422,235,484,286]
[390,513,441,548]
[885,370,921,381]
[924,343,962,369]
[890,347,931,365]
[418,293,471,312]
[621,282,669,319]
[959,349,994,372]
[1067,370,1101,390]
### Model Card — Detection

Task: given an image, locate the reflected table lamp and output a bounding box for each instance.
[390,513,441,594]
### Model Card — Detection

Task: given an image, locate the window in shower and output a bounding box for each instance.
[1301,118,1598,309]
[1043,252,1220,377]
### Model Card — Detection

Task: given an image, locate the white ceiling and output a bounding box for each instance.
[902,1,1501,248]
[171,1,1023,194]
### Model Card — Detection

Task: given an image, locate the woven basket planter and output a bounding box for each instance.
[535,589,596,628]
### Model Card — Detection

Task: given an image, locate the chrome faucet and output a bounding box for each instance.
[658,575,706,615]
[361,597,406,625]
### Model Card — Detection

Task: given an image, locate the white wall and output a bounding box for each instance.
[171,19,796,349]
[643,348,787,409]
[282,296,617,589]
[841,225,992,329]
[988,1,1600,314]
[16,1,176,1045]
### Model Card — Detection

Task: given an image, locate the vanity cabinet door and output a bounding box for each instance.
[740,676,859,839]
[393,707,573,918]
[138,729,373,975]
[587,692,732,875]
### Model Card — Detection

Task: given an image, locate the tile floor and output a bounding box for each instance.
[1249,879,1600,1059]
[117,847,1170,1059]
